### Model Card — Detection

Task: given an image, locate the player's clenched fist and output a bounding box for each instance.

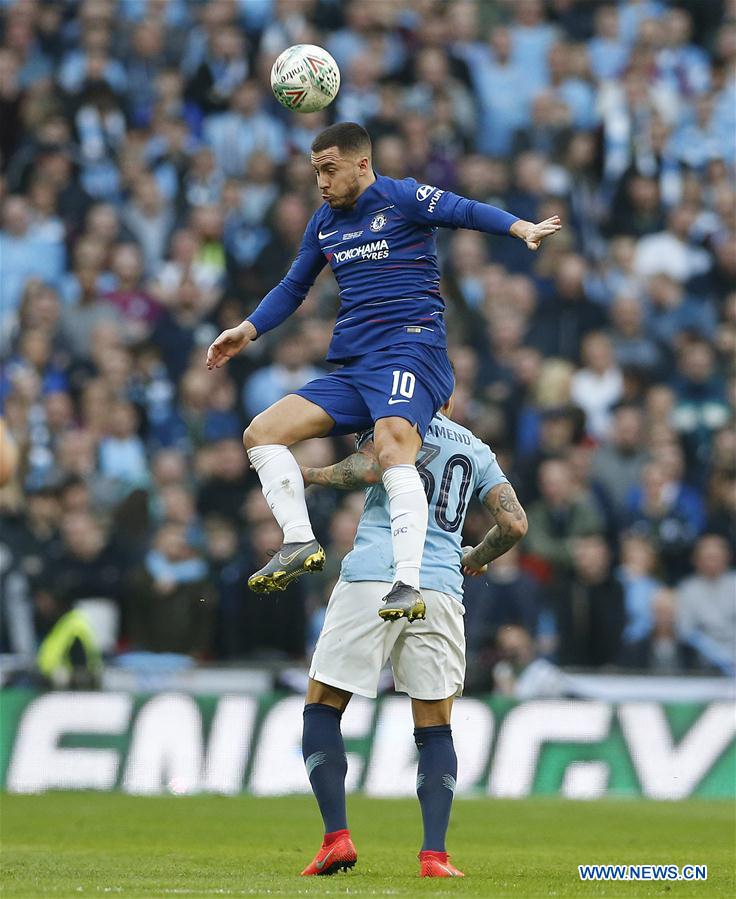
[460,545,488,577]
[206,321,257,370]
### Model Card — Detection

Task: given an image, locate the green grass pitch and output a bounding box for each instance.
[1,793,734,898]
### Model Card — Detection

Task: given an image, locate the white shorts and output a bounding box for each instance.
[309,579,466,701]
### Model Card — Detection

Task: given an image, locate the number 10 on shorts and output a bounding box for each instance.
[390,370,416,402]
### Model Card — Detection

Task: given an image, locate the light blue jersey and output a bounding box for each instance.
[340,413,509,599]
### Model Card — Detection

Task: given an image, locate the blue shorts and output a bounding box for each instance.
[295,345,454,438]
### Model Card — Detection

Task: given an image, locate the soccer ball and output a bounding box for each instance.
[270,44,340,114]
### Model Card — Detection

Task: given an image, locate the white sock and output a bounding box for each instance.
[382,464,427,590]
[247,444,315,544]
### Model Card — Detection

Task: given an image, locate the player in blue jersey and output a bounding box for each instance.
[206,122,556,618]
[295,396,528,878]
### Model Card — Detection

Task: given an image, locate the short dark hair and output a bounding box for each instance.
[311,122,371,156]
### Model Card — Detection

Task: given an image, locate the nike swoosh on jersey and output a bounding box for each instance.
[387,398,410,405]
[315,847,335,870]
[318,229,338,239]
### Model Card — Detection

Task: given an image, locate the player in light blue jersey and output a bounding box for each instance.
[206,123,557,618]
[295,396,528,878]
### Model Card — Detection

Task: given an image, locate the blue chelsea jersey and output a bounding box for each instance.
[247,175,518,363]
[340,414,510,599]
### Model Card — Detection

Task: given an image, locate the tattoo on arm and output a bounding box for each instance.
[305,451,381,490]
[464,483,527,567]
[497,484,522,514]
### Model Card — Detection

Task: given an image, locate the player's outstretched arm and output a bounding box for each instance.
[461,483,528,575]
[302,443,381,490]
[206,320,257,370]
[397,181,561,249]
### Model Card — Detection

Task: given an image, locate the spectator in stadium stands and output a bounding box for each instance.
[104,243,163,344]
[624,460,702,585]
[619,587,699,674]
[197,436,250,524]
[550,534,626,668]
[127,521,214,658]
[55,510,124,608]
[608,293,664,376]
[676,535,736,674]
[185,23,248,116]
[203,515,248,659]
[525,457,604,580]
[490,624,566,699]
[591,403,649,520]
[61,258,118,360]
[635,204,712,284]
[529,253,607,361]
[120,172,175,276]
[671,339,730,466]
[706,435,736,549]
[566,442,616,540]
[0,195,65,312]
[587,5,629,81]
[150,228,223,310]
[124,21,171,128]
[651,440,706,532]
[474,26,531,158]
[98,400,150,498]
[3,328,68,401]
[202,79,285,178]
[509,0,558,92]
[570,332,624,439]
[617,533,664,645]
[0,479,61,654]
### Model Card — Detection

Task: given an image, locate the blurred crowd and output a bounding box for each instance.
[0,0,734,689]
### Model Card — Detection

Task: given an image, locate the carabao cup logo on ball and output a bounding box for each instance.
[271,44,341,113]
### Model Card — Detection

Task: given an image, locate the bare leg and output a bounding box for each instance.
[244,394,336,449]
[306,678,353,713]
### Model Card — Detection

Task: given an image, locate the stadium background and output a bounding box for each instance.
[0,0,735,811]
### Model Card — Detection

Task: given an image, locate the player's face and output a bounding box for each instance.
[311,147,367,210]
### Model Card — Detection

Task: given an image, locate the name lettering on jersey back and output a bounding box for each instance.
[332,239,389,263]
[426,423,471,445]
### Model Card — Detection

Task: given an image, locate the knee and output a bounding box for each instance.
[376,442,402,470]
[375,419,419,470]
[243,416,268,450]
[305,678,351,711]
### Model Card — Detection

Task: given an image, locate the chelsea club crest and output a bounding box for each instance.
[370,213,387,232]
